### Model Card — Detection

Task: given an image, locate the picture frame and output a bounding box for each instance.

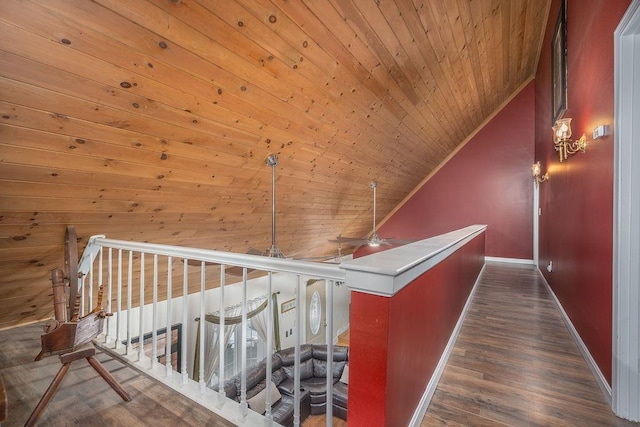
[551,0,567,124]
[281,298,296,314]
[124,323,182,372]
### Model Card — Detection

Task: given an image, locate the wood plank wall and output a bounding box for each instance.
[0,0,550,328]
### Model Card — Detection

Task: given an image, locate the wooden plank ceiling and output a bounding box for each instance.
[0,0,550,329]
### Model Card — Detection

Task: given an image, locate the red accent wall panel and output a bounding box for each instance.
[348,292,390,425]
[378,83,535,260]
[534,0,631,385]
[348,232,485,426]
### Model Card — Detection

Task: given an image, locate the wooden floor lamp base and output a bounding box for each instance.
[25,343,131,427]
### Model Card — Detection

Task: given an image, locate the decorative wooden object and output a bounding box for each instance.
[27,226,131,426]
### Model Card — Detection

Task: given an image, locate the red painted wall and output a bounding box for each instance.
[378,82,535,260]
[348,232,485,426]
[534,0,630,385]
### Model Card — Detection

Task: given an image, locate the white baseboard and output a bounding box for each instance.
[535,268,612,403]
[408,264,486,427]
[485,256,534,264]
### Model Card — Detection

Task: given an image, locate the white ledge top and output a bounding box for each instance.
[339,224,487,297]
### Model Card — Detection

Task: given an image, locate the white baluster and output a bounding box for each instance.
[88,251,94,314]
[116,249,122,349]
[218,264,226,406]
[199,261,206,394]
[294,275,301,427]
[326,279,334,425]
[265,271,273,421]
[181,258,188,386]
[139,253,145,362]
[166,256,173,377]
[240,268,248,417]
[106,248,112,344]
[152,254,158,369]
[127,251,133,355]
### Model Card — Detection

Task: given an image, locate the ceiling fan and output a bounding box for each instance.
[249,154,350,265]
[213,154,286,276]
[184,154,283,275]
[187,154,340,274]
[330,181,415,248]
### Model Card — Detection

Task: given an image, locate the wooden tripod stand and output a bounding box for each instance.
[25,343,131,426]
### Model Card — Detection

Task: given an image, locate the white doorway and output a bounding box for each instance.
[613,0,640,421]
[533,182,540,266]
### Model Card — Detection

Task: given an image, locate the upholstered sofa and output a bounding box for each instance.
[276,344,349,419]
[215,352,311,427]
[214,344,348,425]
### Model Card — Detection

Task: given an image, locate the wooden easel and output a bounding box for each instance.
[26,226,131,427]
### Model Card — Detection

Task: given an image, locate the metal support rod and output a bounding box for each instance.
[371,180,377,238]
[372,181,376,234]
[266,154,279,256]
[271,157,276,252]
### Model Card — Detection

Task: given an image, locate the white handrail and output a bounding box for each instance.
[79,236,345,280]
[78,234,346,427]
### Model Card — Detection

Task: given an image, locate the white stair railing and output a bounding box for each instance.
[76,235,347,427]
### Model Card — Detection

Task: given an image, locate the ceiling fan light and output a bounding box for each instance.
[368,232,382,247]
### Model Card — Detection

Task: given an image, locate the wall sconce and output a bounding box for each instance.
[553,118,587,162]
[532,161,549,185]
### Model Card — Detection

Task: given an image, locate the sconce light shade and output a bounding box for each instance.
[532,161,549,185]
[555,118,572,141]
[553,117,586,162]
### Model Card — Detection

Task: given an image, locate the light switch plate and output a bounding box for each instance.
[593,125,609,139]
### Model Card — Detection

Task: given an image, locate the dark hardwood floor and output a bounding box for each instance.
[1,263,636,426]
[422,262,637,426]
[0,324,234,426]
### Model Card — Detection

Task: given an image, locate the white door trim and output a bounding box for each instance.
[613,0,640,421]
[533,182,540,266]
